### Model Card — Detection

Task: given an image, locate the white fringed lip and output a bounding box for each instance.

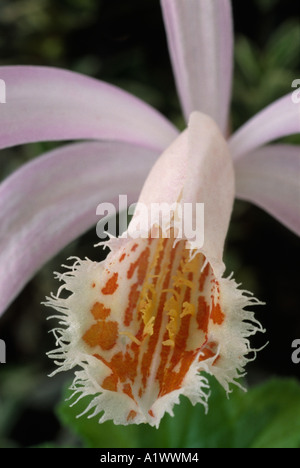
[44,239,264,427]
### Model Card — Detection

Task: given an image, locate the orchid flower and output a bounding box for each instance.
[0,0,299,427]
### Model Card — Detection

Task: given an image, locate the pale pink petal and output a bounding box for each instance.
[0,141,158,316]
[235,144,300,235]
[135,111,235,275]
[0,66,178,152]
[230,94,300,159]
[161,0,233,134]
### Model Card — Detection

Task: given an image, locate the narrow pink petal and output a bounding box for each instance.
[0,66,178,152]
[230,94,300,159]
[0,141,158,316]
[161,0,233,134]
[235,144,300,235]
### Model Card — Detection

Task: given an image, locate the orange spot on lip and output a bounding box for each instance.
[148,409,154,418]
[83,321,118,350]
[159,350,196,397]
[197,296,209,332]
[127,410,137,421]
[124,247,150,326]
[119,253,126,262]
[93,344,140,388]
[110,351,139,383]
[102,373,118,392]
[199,263,210,291]
[124,283,140,326]
[127,247,150,280]
[101,272,119,295]
[91,282,96,288]
[122,383,136,402]
[91,302,111,320]
[131,244,138,252]
[211,301,225,325]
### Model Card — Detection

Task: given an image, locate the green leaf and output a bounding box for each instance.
[235,36,262,84]
[265,21,300,68]
[56,377,300,448]
[56,391,139,448]
[242,380,300,448]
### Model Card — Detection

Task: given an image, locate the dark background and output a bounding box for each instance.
[0,0,299,447]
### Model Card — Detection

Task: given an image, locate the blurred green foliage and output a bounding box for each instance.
[0,0,299,448]
[232,19,300,137]
[55,376,300,448]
